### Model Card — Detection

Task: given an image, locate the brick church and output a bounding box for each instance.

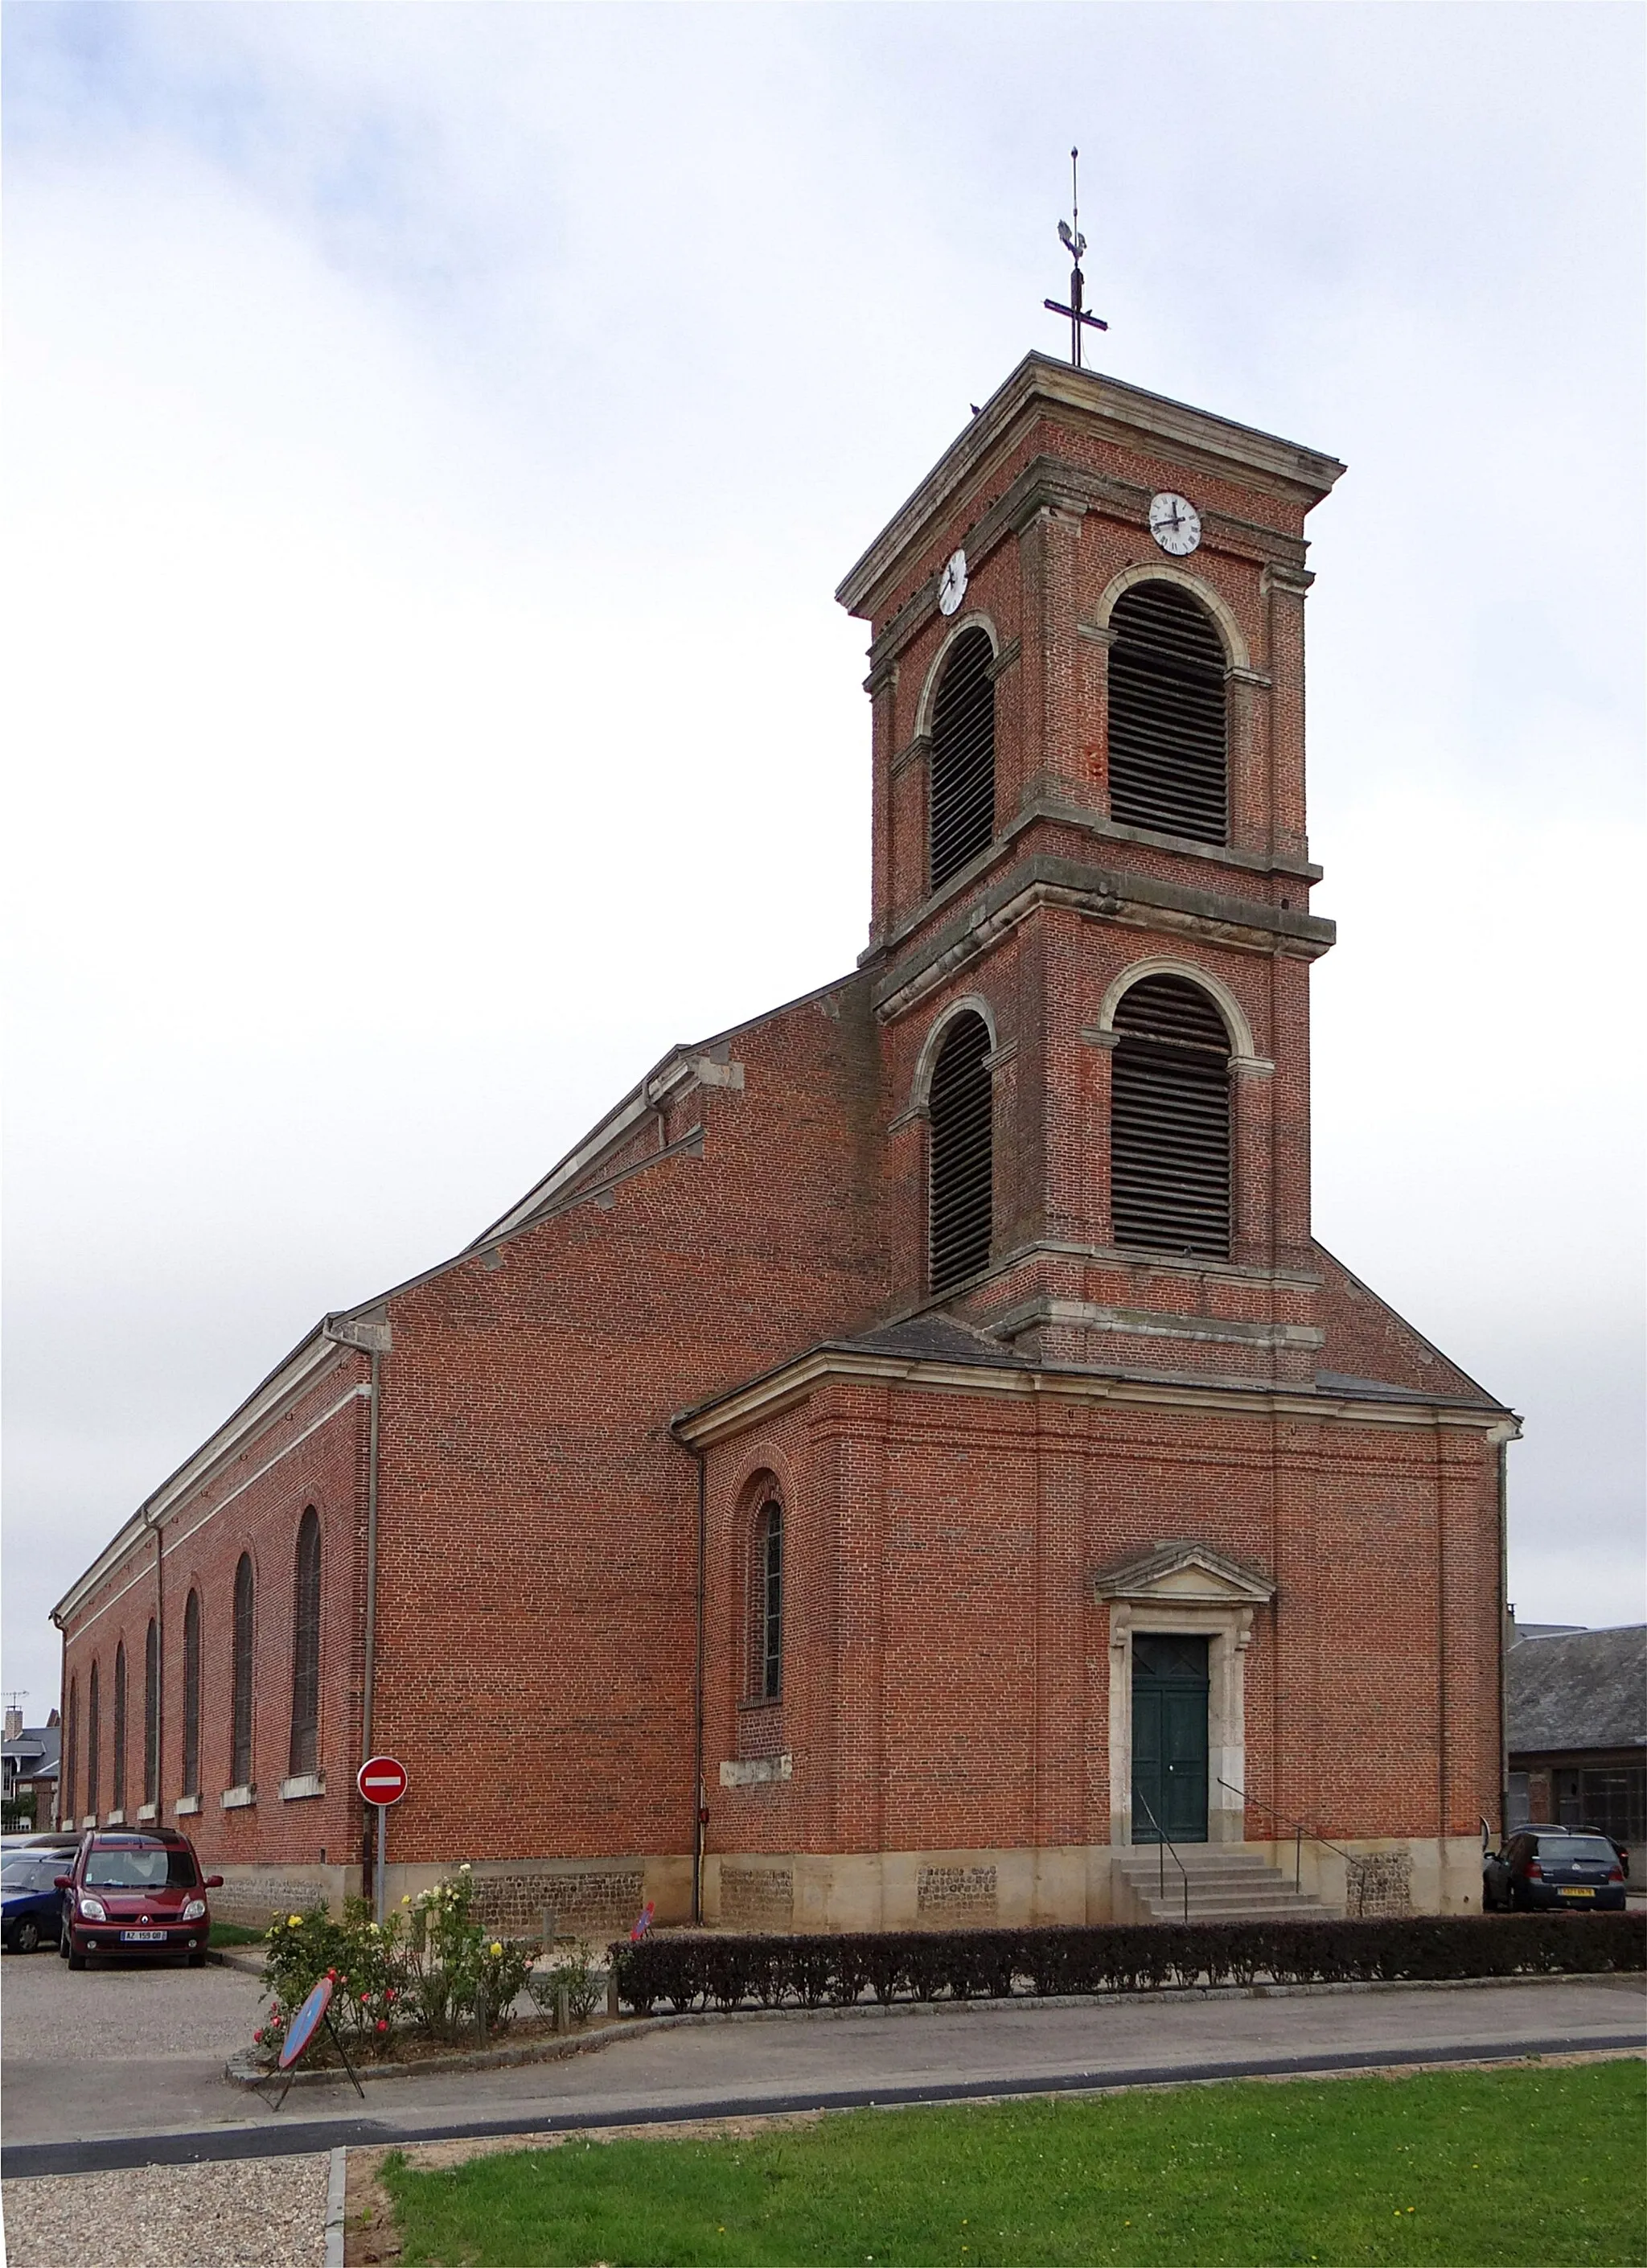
[53,351,1518,1934]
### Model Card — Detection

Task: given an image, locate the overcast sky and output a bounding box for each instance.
[4,2,1643,1721]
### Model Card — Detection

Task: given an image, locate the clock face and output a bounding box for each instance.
[938,549,968,615]
[1148,492,1201,557]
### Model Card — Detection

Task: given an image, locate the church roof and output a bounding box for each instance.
[1506,1624,1646,1756]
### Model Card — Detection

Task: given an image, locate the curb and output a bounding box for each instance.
[224,1965,1642,2092]
[324,2147,347,2268]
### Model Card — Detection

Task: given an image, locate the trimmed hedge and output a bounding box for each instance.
[609,1912,1646,2016]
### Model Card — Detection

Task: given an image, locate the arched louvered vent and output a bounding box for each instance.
[289,1508,322,1777]
[182,1592,202,1798]
[1111,975,1231,1259]
[232,1554,255,1789]
[929,1010,994,1291]
[929,627,996,890]
[1108,581,1228,844]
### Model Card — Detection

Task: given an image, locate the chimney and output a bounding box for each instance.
[3,1707,22,1741]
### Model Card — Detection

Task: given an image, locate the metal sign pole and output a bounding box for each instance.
[376,1802,386,1926]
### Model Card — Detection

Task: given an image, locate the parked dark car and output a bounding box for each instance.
[2,1848,69,1953]
[55,1829,223,1967]
[1483,1829,1626,1912]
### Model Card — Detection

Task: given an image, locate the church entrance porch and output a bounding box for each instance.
[1131,1633,1210,1845]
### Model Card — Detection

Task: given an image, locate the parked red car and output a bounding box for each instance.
[55,1829,223,1968]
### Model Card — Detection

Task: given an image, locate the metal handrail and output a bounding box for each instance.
[1131,1785,1191,1924]
[1216,1777,1359,1896]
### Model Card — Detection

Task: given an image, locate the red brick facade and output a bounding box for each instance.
[54,355,1514,1928]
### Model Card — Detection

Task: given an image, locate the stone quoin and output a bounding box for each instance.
[51,351,1518,1933]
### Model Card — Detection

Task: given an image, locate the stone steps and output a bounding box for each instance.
[1115,1847,1335,1924]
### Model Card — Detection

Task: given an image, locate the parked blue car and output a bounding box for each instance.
[2,1847,69,1953]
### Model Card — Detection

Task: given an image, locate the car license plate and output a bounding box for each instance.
[1559,1887,1596,1899]
[121,1928,166,1941]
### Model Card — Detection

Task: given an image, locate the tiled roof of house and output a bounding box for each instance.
[1507,1625,1647,1755]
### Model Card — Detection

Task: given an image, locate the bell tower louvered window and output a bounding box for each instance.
[231,1555,255,1789]
[144,1617,160,1810]
[929,1009,994,1291]
[1111,975,1231,1258]
[928,627,996,891]
[1107,581,1227,844]
[289,1508,322,1778]
[182,1591,202,1798]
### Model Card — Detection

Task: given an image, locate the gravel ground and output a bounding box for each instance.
[2,2153,330,2268]
[1,1945,264,2058]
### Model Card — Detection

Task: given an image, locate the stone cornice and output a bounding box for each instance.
[673,1344,1517,1451]
[873,852,1335,1024]
[838,353,1343,622]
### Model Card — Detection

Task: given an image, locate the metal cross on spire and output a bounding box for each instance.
[1043,147,1107,369]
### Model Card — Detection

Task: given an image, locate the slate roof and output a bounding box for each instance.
[2,1724,60,1781]
[1506,1625,1647,1756]
[840,1314,1030,1366]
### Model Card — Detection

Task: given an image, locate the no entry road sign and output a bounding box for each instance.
[357,1755,409,1806]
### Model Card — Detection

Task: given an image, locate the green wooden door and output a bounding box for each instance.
[1132,1634,1210,1844]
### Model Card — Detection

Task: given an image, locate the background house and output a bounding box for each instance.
[1506,1623,1645,1849]
[2,1707,61,1830]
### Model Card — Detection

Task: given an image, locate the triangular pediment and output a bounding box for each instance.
[1090,1539,1276,1606]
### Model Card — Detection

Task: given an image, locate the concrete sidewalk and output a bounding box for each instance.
[5,1972,1642,2176]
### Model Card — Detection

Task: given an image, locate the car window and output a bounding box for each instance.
[1533,1836,1616,1865]
[81,1844,199,1889]
[2,1856,63,1891]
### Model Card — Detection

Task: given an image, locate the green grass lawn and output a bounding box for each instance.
[378,2057,1643,2266]
[208,1920,265,1947]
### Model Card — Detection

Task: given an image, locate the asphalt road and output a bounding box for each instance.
[2,1949,1641,2179]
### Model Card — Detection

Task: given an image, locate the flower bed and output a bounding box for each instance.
[248,1863,602,2065]
[608,1911,1647,2015]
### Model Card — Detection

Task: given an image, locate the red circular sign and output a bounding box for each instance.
[356,1755,409,1806]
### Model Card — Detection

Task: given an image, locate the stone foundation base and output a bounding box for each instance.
[380,1853,693,1937]
[702,1837,1485,1931]
[210,1863,363,1929]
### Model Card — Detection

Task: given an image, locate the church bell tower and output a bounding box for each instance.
[836,353,1346,1388]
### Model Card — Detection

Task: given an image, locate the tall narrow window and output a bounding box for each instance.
[1110,974,1232,1258]
[928,627,996,890]
[86,1660,101,1819]
[928,1010,994,1292]
[232,1554,255,1789]
[64,1679,79,1826]
[182,1590,202,1798]
[144,1618,160,1810]
[1107,581,1227,843]
[289,1509,322,1778]
[112,1641,127,1814]
[750,1500,784,1702]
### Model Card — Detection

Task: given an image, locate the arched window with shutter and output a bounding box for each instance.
[289,1509,322,1778]
[928,627,996,891]
[232,1554,255,1789]
[1110,974,1232,1259]
[86,1660,101,1819]
[112,1641,127,1814]
[144,1618,160,1810]
[64,1678,79,1826]
[748,1499,784,1703]
[182,1589,203,1798]
[1107,581,1227,844]
[928,1009,994,1292]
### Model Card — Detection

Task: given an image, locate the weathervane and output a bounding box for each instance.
[1044,147,1107,370]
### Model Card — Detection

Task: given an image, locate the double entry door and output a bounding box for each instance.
[1131,1633,1210,1844]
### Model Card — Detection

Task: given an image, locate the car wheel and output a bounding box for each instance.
[14,1919,40,1955]
[58,1924,70,1958]
[187,1950,206,1969]
[67,1940,87,1970]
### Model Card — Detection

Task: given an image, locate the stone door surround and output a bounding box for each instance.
[1092,1540,1276,1847]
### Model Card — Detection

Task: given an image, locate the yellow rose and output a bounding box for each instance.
[288,1914,303,1927]
[490,1941,503,1957]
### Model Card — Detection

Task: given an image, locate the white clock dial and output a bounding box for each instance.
[937,548,968,615]
[1148,492,1201,557]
